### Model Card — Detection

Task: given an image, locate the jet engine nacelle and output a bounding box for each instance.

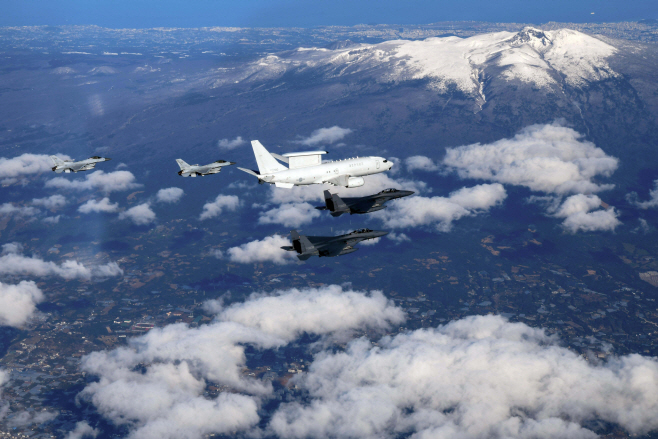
[347,177,365,188]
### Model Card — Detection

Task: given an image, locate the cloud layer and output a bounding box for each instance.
[270,314,658,439]
[218,136,247,149]
[78,198,119,214]
[119,203,156,225]
[0,243,123,280]
[78,287,402,439]
[0,281,44,327]
[46,170,141,193]
[626,179,658,209]
[295,126,352,146]
[378,183,507,231]
[226,235,296,265]
[0,153,70,184]
[156,187,184,204]
[443,123,618,194]
[258,202,320,228]
[200,195,241,220]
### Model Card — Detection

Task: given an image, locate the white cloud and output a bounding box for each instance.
[6,410,57,428]
[78,198,119,214]
[270,314,658,439]
[258,202,320,227]
[65,421,99,439]
[45,170,141,193]
[387,232,410,244]
[156,187,184,204]
[626,179,658,209]
[378,183,507,231]
[218,136,247,149]
[200,195,241,220]
[78,286,402,439]
[359,236,381,246]
[227,235,297,265]
[31,194,67,210]
[405,155,439,172]
[119,203,156,225]
[42,215,60,224]
[532,194,621,233]
[0,281,44,328]
[561,209,621,233]
[0,203,38,218]
[0,153,70,184]
[295,126,353,146]
[443,122,619,194]
[0,369,8,420]
[0,243,123,280]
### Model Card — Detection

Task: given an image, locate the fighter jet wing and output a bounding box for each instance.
[70,162,96,172]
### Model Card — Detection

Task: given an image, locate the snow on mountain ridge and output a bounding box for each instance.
[231,28,618,98]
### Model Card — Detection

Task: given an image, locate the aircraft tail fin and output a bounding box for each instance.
[251,140,287,174]
[176,159,190,170]
[50,156,65,166]
[290,230,317,256]
[323,190,349,216]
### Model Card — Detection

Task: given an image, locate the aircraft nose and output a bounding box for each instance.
[105,158,112,161]
[229,162,237,165]
[373,230,389,238]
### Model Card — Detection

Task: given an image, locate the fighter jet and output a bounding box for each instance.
[316,188,414,217]
[281,228,388,260]
[50,156,111,173]
[176,159,235,177]
[237,140,393,188]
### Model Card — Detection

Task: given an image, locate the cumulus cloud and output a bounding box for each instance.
[78,287,402,439]
[227,235,297,265]
[199,195,241,220]
[443,122,619,194]
[626,179,658,209]
[0,203,38,218]
[156,187,184,204]
[31,194,67,210]
[0,281,44,327]
[270,314,658,439]
[6,410,58,428]
[45,170,141,193]
[42,215,60,224]
[0,153,70,184]
[258,202,320,227]
[532,194,621,233]
[119,203,156,225]
[378,183,507,231]
[78,197,119,214]
[218,136,247,149]
[0,243,123,280]
[295,126,353,146]
[65,421,99,439]
[78,289,658,439]
[405,155,439,172]
[387,232,411,244]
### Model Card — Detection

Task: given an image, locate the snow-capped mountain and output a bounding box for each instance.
[225,28,619,102]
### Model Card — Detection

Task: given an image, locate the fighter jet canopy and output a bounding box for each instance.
[350,228,374,234]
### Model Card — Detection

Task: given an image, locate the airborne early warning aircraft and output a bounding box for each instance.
[50,156,111,173]
[237,140,393,188]
[175,159,235,177]
[281,229,389,260]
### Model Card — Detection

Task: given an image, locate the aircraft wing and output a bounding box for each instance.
[70,162,96,171]
[323,175,349,187]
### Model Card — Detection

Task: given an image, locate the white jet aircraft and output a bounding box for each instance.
[50,156,111,173]
[237,140,393,188]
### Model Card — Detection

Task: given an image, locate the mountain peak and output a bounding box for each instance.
[509,27,551,47]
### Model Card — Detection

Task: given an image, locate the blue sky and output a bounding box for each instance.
[3,0,657,28]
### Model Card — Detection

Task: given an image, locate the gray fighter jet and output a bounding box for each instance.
[50,156,111,173]
[282,228,388,260]
[176,159,236,177]
[316,188,414,217]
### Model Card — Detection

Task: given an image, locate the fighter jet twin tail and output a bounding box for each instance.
[50,139,412,260]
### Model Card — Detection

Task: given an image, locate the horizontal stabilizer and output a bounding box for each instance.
[270,153,289,164]
[237,167,260,177]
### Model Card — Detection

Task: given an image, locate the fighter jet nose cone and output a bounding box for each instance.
[230,162,237,165]
[105,158,112,161]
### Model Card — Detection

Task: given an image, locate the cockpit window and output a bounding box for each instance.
[383,160,388,163]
